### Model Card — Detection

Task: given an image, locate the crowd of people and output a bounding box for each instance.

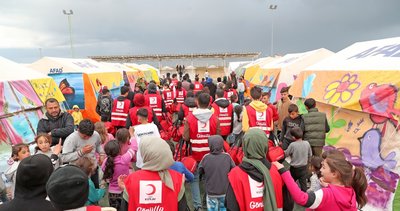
[0,71,369,211]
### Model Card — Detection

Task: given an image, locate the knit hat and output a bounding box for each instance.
[72,105,79,109]
[133,93,145,107]
[46,165,89,210]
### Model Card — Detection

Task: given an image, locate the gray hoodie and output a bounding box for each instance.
[183,108,221,141]
[199,135,235,196]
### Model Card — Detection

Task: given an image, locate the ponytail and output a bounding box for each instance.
[352,166,368,209]
[103,140,120,180]
[103,156,116,180]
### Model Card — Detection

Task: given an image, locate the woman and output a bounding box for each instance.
[119,136,188,211]
[225,128,283,211]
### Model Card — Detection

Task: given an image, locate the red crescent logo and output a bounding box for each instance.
[201,123,207,128]
[258,112,265,117]
[146,184,156,195]
[256,183,264,188]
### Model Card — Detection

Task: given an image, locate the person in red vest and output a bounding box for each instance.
[211,89,233,140]
[262,92,279,122]
[224,81,238,100]
[242,86,274,135]
[183,92,220,210]
[143,81,160,95]
[225,128,283,210]
[111,86,132,130]
[144,83,166,122]
[122,136,188,211]
[125,93,160,129]
[177,91,197,121]
[162,83,174,112]
[193,76,203,94]
[170,73,179,89]
[174,82,187,104]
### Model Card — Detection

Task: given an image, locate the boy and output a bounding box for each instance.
[96,88,113,122]
[199,135,235,211]
[111,86,131,130]
[277,87,292,133]
[280,104,305,150]
[133,108,160,169]
[284,127,312,191]
[261,92,279,122]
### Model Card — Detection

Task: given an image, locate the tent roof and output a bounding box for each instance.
[0,57,49,81]
[307,37,400,71]
[29,57,120,74]
[228,61,251,72]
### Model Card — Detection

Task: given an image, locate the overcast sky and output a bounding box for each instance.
[0,0,399,63]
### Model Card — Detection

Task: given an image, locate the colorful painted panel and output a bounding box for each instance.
[87,72,123,99]
[30,78,65,103]
[50,73,85,109]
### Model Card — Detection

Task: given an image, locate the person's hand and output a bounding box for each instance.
[272,161,284,170]
[52,138,62,155]
[81,145,94,154]
[319,177,329,187]
[118,174,128,189]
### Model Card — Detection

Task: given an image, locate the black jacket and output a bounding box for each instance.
[96,95,113,122]
[178,97,196,121]
[37,111,74,146]
[280,115,305,150]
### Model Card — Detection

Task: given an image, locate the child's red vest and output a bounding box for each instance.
[128,106,154,127]
[211,102,233,136]
[224,89,238,100]
[193,82,203,93]
[162,89,174,107]
[175,89,187,104]
[186,113,218,161]
[125,169,184,211]
[245,105,273,135]
[144,93,163,122]
[111,98,131,127]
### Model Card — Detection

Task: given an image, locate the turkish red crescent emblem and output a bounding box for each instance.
[258,112,265,117]
[256,183,264,188]
[201,122,207,128]
[146,184,156,195]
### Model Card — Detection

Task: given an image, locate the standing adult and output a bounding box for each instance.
[277,87,292,133]
[205,78,217,102]
[111,86,132,130]
[182,75,191,91]
[211,89,233,140]
[237,77,245,105]
[193,76,203,94]
[96,88,113,122]
[37,98,74,146]
[302,98,330,156]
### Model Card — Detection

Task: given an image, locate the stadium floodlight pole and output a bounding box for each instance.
[63,9,75,58]
[269,4,277,56]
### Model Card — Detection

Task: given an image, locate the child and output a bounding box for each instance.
[199,135,235,211]
[115,128,138,157]
[4,143,31,199]
[133,108,160,169]
[273,149,368,211]
[284,127,312,191]
[34,133,62,169]
[71,105,84,129]
[231,104,243,144]
[308,156,323,192]
[74,157,105,205]
[261,92,279,122]
[94,121,114,149]
[102,140,136,210]
[280,104,305,150]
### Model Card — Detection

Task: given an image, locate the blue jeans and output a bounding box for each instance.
[238,92,244,105]
[207,195,226,211]
[190,166,202,209]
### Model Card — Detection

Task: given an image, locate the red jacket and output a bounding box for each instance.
[128,106,154,127]
[111,98,131,127]
[267,103,279,122]
[162,89,174,107]
[228,166,283,210]
[211,99,233,136]
[245,105,274,135]
[187,113,218,161]
[145,93,163,122]
[125,169,184,211]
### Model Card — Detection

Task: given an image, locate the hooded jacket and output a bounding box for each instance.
[242,100,272,133]
[199,135,235,196]
[302,108,330,147]
[0,154,56,211]
[37,111,74,146]
[178,97,197,120]
[183,108,221,142]
[212,98,234,135]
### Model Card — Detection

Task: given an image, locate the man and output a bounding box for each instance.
[37,98,74,146]
[96,88,113,122]
[242,86,274,135]
[277,87,292,133]
[302,98,330,156]
[144,83,166,122]
[211,89,233,140]
[237,77,245,105]
[62,119,105,188]
[182,75,191,91]
[111,86,132,130]
[183,93,220,211]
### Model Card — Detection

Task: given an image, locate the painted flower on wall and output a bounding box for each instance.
[324,73,361,104]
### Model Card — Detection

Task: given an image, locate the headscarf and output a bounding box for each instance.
[133,93,145,107]
[242,128,277,211]
[140,136,175,190]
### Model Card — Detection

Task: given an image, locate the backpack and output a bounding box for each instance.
[99,97,112,114]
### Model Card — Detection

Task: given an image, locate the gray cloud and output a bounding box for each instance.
[0,0,399,63]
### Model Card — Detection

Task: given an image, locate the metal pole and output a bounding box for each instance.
[269,5,277,56]
[63,10,74,58]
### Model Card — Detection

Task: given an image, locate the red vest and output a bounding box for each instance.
[228,166,283,210]
[211,101,233,136]
[187,113,218,161]
[128,106,154,127]
[193,82,203,93]
[181,104,196,118]
[175,89,187,104]
[224,89,238,99]
[162,89,174,106]
[245,105,273,135]
[111,98,131,127]
[145,94,163,122]
[170,79,178,88]
[125,169,184,211]
[144,90,160,95]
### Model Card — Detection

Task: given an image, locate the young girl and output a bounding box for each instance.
[273,149,368,211]
[94,121,114,149]
[308,156,323,192]
[231,104,243,144]
[102,139,136,210]
[34,133,62,169]
[74,157,105,205]
[116,128,138,157]
[5,143,31,199]
[71,105,84,129]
